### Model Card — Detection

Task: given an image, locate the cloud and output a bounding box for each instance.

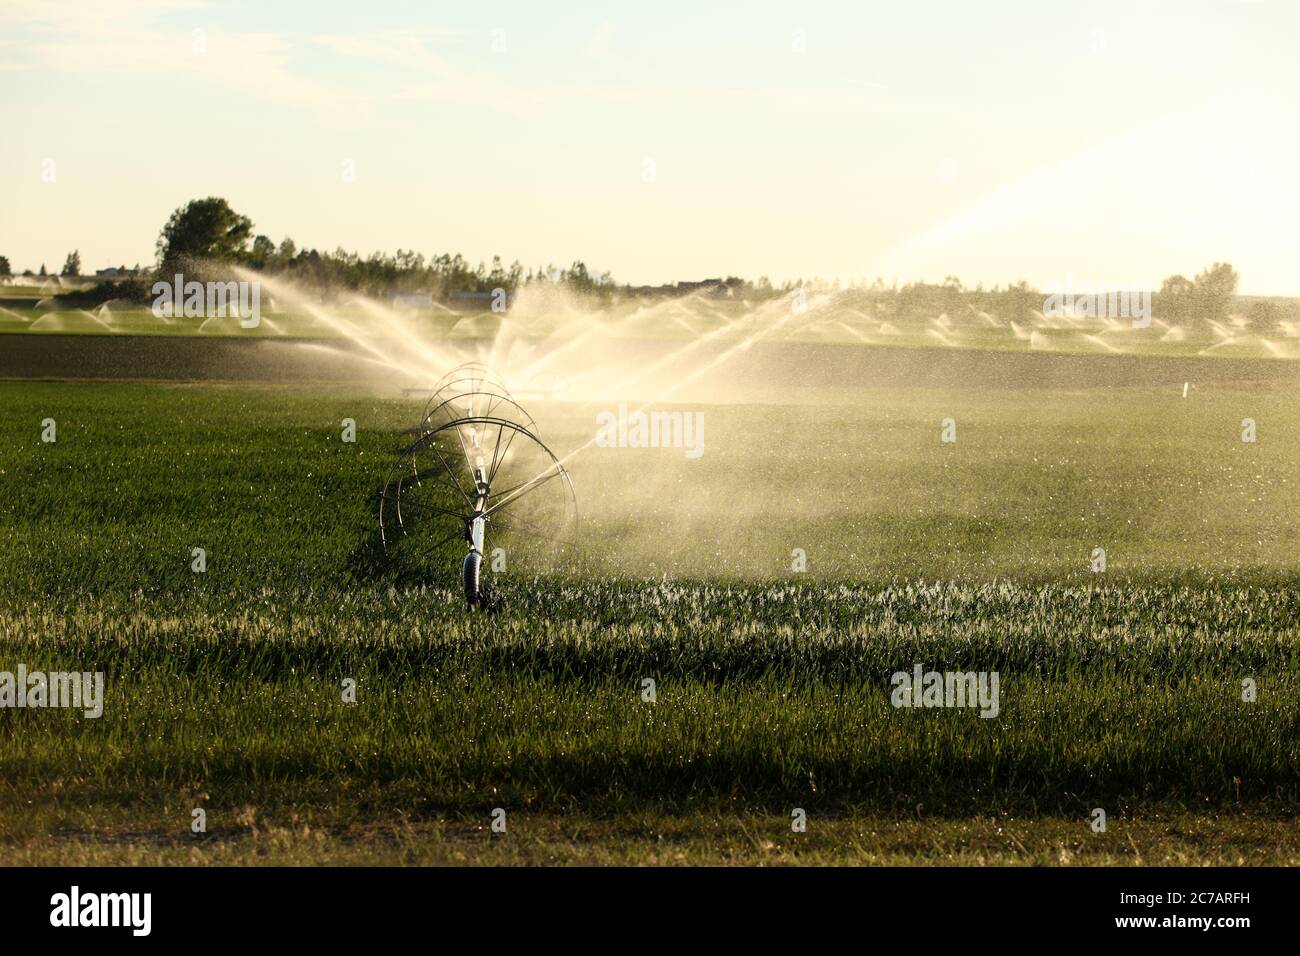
[7,0,208,30]
[28,28,367,111]
[6,3,368,113]
[311,32,460,76]
[314,31,543,117]
[4,5,939,121]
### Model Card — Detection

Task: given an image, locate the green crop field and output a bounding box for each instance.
[1,355,1298,864]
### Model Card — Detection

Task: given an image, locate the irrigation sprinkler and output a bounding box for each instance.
[379,362,576,608]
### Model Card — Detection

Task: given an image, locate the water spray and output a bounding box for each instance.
[378,362,577,608]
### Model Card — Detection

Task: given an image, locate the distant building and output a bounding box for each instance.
[675,278,722,293]
[95,267,123,277]
[392,291,432,309]
[629,278,734,298]
[446,290,507,311]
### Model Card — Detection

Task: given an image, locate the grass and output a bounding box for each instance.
[1,373,1298,864]
[4,378,1298,589]
[5,813,1297,866]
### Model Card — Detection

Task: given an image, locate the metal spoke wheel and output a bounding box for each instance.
[380,363,576,608]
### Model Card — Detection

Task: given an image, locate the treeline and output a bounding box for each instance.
[240,240,613,300]
[8,196,1292,332]
[0,250,116,279]
[151,197,615,301]
[787,264,1285,331]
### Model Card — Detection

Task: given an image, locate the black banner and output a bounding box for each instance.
[0,866,1279,942]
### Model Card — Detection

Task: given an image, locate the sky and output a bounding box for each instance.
[1,0,1298,293]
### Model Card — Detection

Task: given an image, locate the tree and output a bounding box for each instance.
[38,264,47,277]
[0,255,10,277]
[566,260,594,292]
[1192,262,1238,326]
[1246,299,1279,334]
[155,197,253,272]
[249,235,276,269]
[61,250,82,276]
[1157,274,1194,324]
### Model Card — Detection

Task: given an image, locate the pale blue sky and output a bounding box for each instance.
[2,0,1297,291]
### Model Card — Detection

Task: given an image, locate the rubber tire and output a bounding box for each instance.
[462,549,482,608]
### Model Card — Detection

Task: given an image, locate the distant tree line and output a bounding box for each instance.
[4,196,1292,333]
[0,253,139,281]
[790,266,1281,331]
[152,197,615,301]
[1155,262,1274,329]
